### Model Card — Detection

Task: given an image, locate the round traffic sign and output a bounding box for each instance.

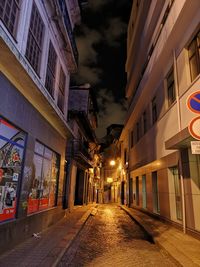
[188,116,200,140]
[187,91,200,113]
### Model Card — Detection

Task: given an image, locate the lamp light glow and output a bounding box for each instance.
[110,160,116,166]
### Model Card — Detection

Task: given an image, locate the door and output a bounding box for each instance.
[136,176,139,206]
[172,167,182,220]
[129,178,133,205]
[152,171,160,213]
[142,175,147,209]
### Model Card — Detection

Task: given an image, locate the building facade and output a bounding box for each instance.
[66,84,101,210]
[120,0,200,237]
[0,0,82,253]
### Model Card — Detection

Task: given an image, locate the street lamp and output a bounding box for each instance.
[107,177,113,183]
[110,160,116,166]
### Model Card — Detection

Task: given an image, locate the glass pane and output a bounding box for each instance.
[0,118,25,147]
[35,142,44,155]
[27,154,43,214]
[39,158,51,210]
[190,56,199,81]
[49,153,59,207]
[188,40,196,58]
[44,147,52,159]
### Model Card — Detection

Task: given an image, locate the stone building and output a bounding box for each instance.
[66,84,101,209]
[0,0,83,253]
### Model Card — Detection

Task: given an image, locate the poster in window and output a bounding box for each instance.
[0,118,25,222]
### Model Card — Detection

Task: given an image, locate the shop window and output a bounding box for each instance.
[188,30,200,82]
[27,141,60,214]
[45,41,57,97]
[25,2,44,75]
[0,117,26,222]
[151,96,157,124]
[57,67,66,112]
[0,0,20,37]
[166,68,176,107]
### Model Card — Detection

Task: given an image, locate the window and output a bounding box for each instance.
[136,176,139,206]
[142,175,147,209]
[169,166,182,220]
[57,67,66,112]
[152,171,160,213]
[27,141,60,214]
[124,149,127,165]
[0,0,20,36]
[45,41,57,97]
[167,68,176,107]
[188,30,200,82]
[25,3,44,75]
[130,130,133,148]
[151,96,157,124]
[136,121,140,141]
[0,117,26,222]
[142,111,147,134]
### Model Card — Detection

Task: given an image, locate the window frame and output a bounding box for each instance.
[188,30,200,82]
[0,0,21,38]
[142,111,147,135]
[45,41,57,97]
[57,67,66,112]
[27,141,60,215]
[151,96,157,124]
[25,2,45,76]
[166,67,176,107]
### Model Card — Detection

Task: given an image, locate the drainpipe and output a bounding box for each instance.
[173,50,186,234]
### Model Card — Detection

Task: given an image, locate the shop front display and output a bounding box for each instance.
[27,141,60,214]
[0,117,26,222]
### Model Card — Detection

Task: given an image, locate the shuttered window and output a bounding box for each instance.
[25,3,44,75]
[45,41,57,97]
[188,30,200,82]
[57,67,66,112]
[0,0,20,36]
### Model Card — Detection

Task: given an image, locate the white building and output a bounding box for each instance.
[120,0,200,237]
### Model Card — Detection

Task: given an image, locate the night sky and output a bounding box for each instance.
[71,0,132,138]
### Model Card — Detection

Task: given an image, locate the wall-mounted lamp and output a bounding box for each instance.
[110,160,116,166]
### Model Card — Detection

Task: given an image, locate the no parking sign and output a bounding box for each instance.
[187,91,200,113]
[187,91,200,140]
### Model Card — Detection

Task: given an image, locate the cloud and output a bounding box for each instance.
[103,18,127,47]
[75,65,102,84]
[76,27,102,65]
[96,89,127,138]
[87,0,110,11]
[73,26,102,84]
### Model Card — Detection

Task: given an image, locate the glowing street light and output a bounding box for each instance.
[107,177,113,183]
[110,160,116,166]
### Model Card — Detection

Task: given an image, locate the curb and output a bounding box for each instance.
[119,205,154,243]
[119,205,183,267]
[51,206,95,267]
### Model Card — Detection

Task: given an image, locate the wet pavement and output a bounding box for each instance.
[58,204,178,267]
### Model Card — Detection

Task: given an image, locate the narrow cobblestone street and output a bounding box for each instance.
[58,204,178,267]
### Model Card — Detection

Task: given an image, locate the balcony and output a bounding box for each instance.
[67,139,93,168]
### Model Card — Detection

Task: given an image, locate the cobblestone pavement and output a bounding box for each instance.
[0,205,94,267]
[58,204,178,267]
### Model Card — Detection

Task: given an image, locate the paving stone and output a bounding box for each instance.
[58,204,178,267]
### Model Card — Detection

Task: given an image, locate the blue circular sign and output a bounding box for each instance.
[187,91,200,113]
